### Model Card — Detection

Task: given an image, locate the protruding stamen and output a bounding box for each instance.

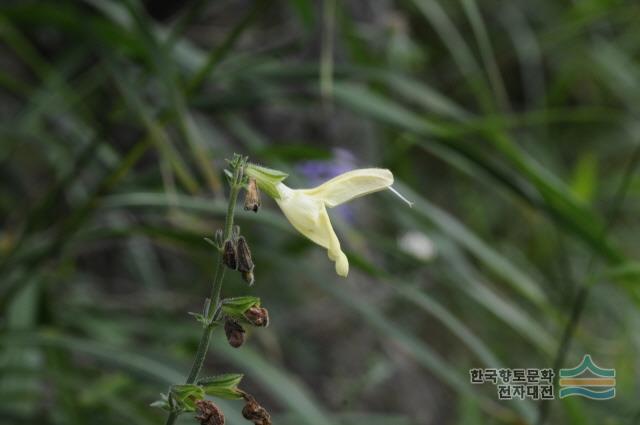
[389,186,414,207]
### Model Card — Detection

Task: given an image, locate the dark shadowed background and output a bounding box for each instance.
[1,0,640,424]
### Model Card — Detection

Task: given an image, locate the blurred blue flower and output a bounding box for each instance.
[297,149,357,222]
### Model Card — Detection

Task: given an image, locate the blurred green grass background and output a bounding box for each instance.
[1,0,640,424]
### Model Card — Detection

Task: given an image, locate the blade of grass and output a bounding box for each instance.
[330,82,624,264]
[0,138,151,310]
[108,63,200,194]
[214,334,334,425]
[185,0,268,95]
[0,331,244,423]
[410,0,493,111]
[396,181,547,306]
[460,0,510,110]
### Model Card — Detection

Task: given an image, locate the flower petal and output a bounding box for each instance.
[302,168,393,208]
[317,207,349,276]
[275,184,349,277]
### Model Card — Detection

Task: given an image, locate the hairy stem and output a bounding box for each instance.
[164,161,244,425]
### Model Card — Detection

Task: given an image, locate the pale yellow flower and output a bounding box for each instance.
[272,169,394,277]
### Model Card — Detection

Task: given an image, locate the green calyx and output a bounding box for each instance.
[221,296,260,318]
[197,374,244,400]
[151,374,244,412]
[244,163,288,199]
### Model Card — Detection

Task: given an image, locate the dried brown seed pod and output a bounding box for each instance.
[241,270,255,286]
[236,236,254,273]
[222,239,237,270]
[241,393,271,425]
[244,306,269,327]
[243,178,261,213]
[195,399,225,425]
[224,319,245,348]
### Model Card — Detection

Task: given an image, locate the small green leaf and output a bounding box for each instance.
[150,399,170,410]
[188,312,211,327]
[150,392,171,410]
[204,237,219,249]
[221,296,260,318]
[198,374,244,400]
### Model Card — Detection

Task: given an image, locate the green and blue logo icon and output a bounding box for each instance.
[559,354,615,400]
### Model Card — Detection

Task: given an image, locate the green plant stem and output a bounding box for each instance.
[164,162,243,425]
[164,412,178,425]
